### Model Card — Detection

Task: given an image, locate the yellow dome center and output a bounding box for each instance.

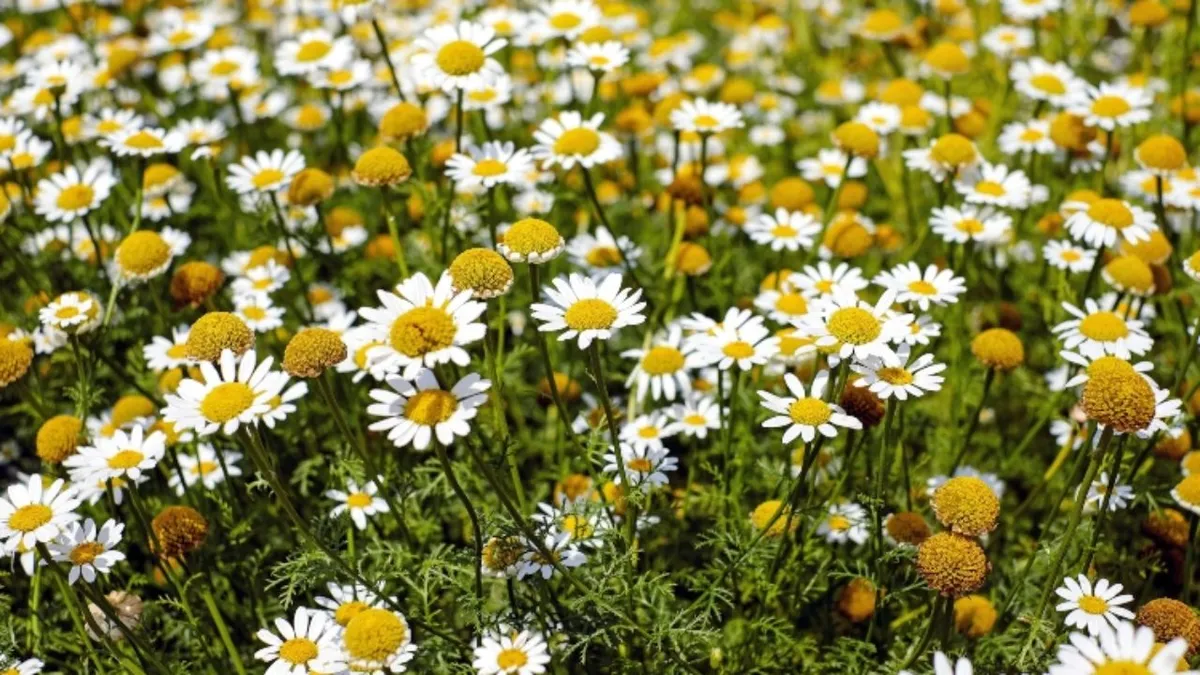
[554,128,601,156]
[108,449,145,470]
[1086,199,1134,229]
[390,306,456,357]
[436,40,486,76]
[973,180,1006,196]
[117,231,171,275]
[9,504,52,532]
[472,158,507,177]
[296,40,332,62]
[347,492,372,508]
[585,246,622,267]
[549,12,582,29]
[930,134,977,167]
[56,184,95,211]
[828,307,881,345]
[775,293,808,315]
[252,168,286,190]
[1093,662,1150,675]
[877,367,914,385]
[335,600,370,626]
[279,637,319,664]
[627,457,653,472]
[722,340,755,358]
[771,224,798,238]
[344,609,407,661]
[200,382,256,423]
[788,397,832,426]
[563,298,618,330]
[122,130,164,150]
[1029,74,1065,94]
[907,280,938,295]
[642,346,685,375]
[404,389,458,425]
[1079,311,1129,341]
[1091,95,1132,118]
[1077,594,1109,615]
[69,541,104,565]
[211,60,239,76]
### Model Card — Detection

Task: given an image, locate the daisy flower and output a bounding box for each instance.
[531,111,623,170]
[621,325,699,402]
[274,30,354,76]
[1084,472,1134,513]
[48,518,125,585]
[530,273,646,349]
[1068,82,1153,131]
[358,271,487,378]
[758,372,862,443]
[171,444,242,495]
[818,503,869,545]
[745,208,821,252]
[226,149,307,195]
[1010,58,1083,106]
[929,205,1012,245]
[517,532,586,580]
[1044,240,1096,273]
[101,126,185,158]
[0,657,43,675]
[231,260,291,296]
[366,370,490,451]
[998,119,1056,156]
[1047,621,1189,674]
[472,627,552,675]
[800,289,912,362]
[445,141,534,191]
[797,148,868,188]
[954,162,1032,209]
[872,263,966,310]
[1063,198,1156,249]
[854,102,902,135]
[411,21,507,92]
[619,412,680,451]
[689,310,779,371]
[566,41,629,73]
[1054,575,1136,636]
[340,607,417,673]
[789,262,869,299]
[326,480,389,531]
[163,349,289,436]
[1053,299,1153,359]
[33,159,117,223]
[0,475,81,552]
[602,443,678,492]
[669,394,721,439]
[234,296,286,334]
[851,345,946,400]
[566,226,641,275]
[531,0,601,41]
[669,98,744,134]
[254,606,348,675]
[39,291,101,335]
[754,286,811,326]
[63,426,165,485]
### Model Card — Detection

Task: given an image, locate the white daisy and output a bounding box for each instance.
[48,518,125,585]
[872,262,966,311]
[445,141,535,191]
[800,288,912,362]
[472,627,552,675]
[930,205,1012,245]
[530,273,646,349]
[954,162,1032,209]
[171,444,242,495]
[602,443,677,492]
[33,159,117,223]
[1063,198,1157,249]
[326,480,389,531]
[621,325,699,402]
[1011,58,1083,107]
[745,208,821,252]
[1053,299,1153,359]
[789,262,870,299]
[275,30,354,76]
[758,371,862,443]
[689,309,780,371]
[163,349,289,436]
[566,41,629,73]
[226,149,307,195]
[101,126,185,158]
[0,475,81,552]
[851,344,946,400]
[517,532,586,580]
[1047,621,1191,675]
[797,148,868,188]
[531,111,623,170]
[254,606,348,675]
[817,502,868,545]
[1084,473,1134,513]
[1044,240,1096,273]
[63,426,165,486]
[366,370,490,451]
[411,21,507,92]
[998,119,1056,156]
[669,394,721,439]
[669,98,745,134]
[1068,82,1153,131]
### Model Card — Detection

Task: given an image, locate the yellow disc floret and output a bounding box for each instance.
[283,328,347,378]
[931,476,999,537]
[186,312,254,362]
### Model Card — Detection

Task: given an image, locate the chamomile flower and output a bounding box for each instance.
[669,98,744,134]
[621,325,699,402]
[754,286,812,325]
[1047,620,1190,674]
[517,532,586,580]
[531,111,623,170]
[226,149,307,196]
[998,119,1057,156]
[745,208,821,251]
[472,627,552,675]
[566,41,629,73]
[798,149,869,189]
[872,263,966,310]
[532,0,601,41]
[275,30,354,76]
[445,141,534,191]
[1068,82,1153,131]
[566,227,641,275]
[234,296,286,333]
[366,370,490,451]
[620,412,680,451]
[1044,240,1096,273]
[1063,198,1157,249]
[232,260,291,296]
[341,607,417,673]
[690,311,779,371]
[327,480,389,531]
[602,443,677,492]
[102,126,185,158]
[669,394,721,439]
[163,349,288,436]
[39,291,101,335]
[171,445,242,495]
[801,289,912,362]
[758,372,862,443]
[255,606,348,675]
[1053,299,1153,359]
[530,273,646,349]
[0,657,42,675]
[33,160,117,223]
[954,163,1032,208]
[358,271,487,378]
[789,262,870,299]
[851,345,946,400]
[930,205,1012,244]
[0,475,81,552]
[412,21,507,92]
[818,503,869,545]
[48,518,125,585]
[1011,58,1083,106]
[1084,473,1134,513]
[63,426,165,485]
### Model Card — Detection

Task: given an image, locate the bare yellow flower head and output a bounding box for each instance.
[283,328,347,378]
[115,230,173,280]
[151,505,209,558]
[954,595,998,638]
[923,41,970,77]
[931,476,999,537]
[823,213,875,258]
[749,499,796,537]
[1136,598,1200,655]
[498,218,565,264]
[916,532,990,597]
[1081,359,1156,433]
[971,328,1024,371]
[836,577,878,623]
[352,146,412,187]
[832,121,881,158]
[1135,134,1187,173]
[344,608,409,663]
[379,102,428,141]
[675,242,713,276]
[1103,254,1155,296]
[170,261,225,307]
[0,336,33,388]
[36,414,83,464]
[111,394,156,428]
[186,312,254,362]
[287,168,335,206]
[449,248,514,299]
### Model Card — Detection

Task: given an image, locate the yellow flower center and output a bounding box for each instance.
[828,515,851,531]
[1020,128,1045,142]
[1062,250,1082,262]
[1077,594,1109,615]
[722,340,755,359]
[344,608,407,661]
[788,397,832,426]
[211,60,239,76]
[954,218,984,234]
[907,280,938,295]
[775,293,808,316]
[242,306,267,321]
[122,130,164,150]
[436,40,486,76]
[585,246,622,267]
[684,413,707,425]
[56,184,95,211]
[1092,95,1132,118]
[828,307,881,345]
[296,40,332,62]
[929,134,977,167]
[627,457,653,472]
[335,600,370,626]
[472,158,508,177]
[390,306,457,357]
[117,231,171,275]
[9,504,52,532]
[194,460,219,475]
[563,298,618,330]
[771,224,798,238]
[404,389,458,425]
[1086,199,1134,229]
[642,346,685,375]
[694,114,720,129]
[55,306,81,320]
[877,367,914,385]
[554,128,601,156]
[252,168,286,190]
[347,492,372,508]
[549,12,582,29]
[108,449,145,470]
[1093,662,1150,675]
[1079,311,1129,341]
[1029,73,1065,94]
[69,540,105,566]
[560,514,593,539]
[200,382,257,423]
[279,637,319,665]
[973,180,1006,196]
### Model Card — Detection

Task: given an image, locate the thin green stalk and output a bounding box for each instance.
[434,440,484,627]
[587,342,637,548]
[947,368,995,474]
[198,583,248,675]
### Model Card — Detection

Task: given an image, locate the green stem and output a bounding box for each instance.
[434,441,484,627]
[198,583,249,675]
[947,368,995,474]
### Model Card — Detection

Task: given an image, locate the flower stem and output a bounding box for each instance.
[198,582,248,675]
[527,264,581,450]
[947,368,995,474]
[433,440,484,627]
